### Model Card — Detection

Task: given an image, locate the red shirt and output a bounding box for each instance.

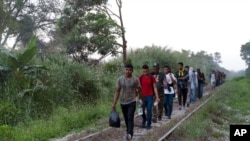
[139,75,156,96]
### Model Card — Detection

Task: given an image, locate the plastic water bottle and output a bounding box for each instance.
[154,101,158,106]
[138,99,143,115]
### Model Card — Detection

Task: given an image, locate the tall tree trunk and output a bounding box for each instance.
[117,0,127,64]
[0,35,2,45]
[11,34,21,50]
[1,32,10,46]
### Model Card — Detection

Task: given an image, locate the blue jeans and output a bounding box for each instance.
[164,94,174,118]
[142,96,153,128]
[198,83,204,99]
[190,88,196,103]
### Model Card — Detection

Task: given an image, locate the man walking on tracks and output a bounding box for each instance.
[139,65,160,130]
[197,68,205,99]
[176,62,188,110]
[189,67,198,104]
[163,65,177,119]
[151,63,165,122]
[210,70,216,91]
[112,64,141,141]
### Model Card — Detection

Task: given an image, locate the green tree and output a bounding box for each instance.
[0,0,62,49]
[214,52,222,64]
[245,66,250,76]
[240,42,250,76]
[96,0,128,64]
[240,42,250,66]
[57,0,121,63]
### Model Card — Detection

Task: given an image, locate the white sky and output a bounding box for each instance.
[108,0,250,71]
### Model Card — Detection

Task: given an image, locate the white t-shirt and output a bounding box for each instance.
[211,73,216,82]
[164,73,177,94]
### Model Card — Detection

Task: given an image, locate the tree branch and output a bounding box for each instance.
[1,32,10,46]
[11,34,21,50]
[104,6,120,19]
[116,0,122,8]
[36,21,56,29]
[96,4,120,20]
[97,52,112,61]
[115,42,123,47]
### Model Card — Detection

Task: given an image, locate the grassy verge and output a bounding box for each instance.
[0,96,118,141]
[170,77,250,141]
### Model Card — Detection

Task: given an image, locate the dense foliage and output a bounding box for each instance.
[0,37,116,126]
[57,0,121,63]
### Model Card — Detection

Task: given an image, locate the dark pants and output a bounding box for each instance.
[142,96,153,128]
[164,94,174,118]
[198,83,204,99]
[121,101,136,136]
[153,93,164,119]
[178,88,188,107]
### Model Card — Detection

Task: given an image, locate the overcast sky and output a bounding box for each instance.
[108,0,250,71]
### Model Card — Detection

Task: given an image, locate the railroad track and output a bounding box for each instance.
[76,114,141,141]
[53,86,216,141]
[157,91,216,141]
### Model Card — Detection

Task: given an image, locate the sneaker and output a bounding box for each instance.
[146,126,152,130]
[126,134,132,141]
[141,121,146,128]
[158,116,162,121]
[152,117,157,123]
[187,103,190,107]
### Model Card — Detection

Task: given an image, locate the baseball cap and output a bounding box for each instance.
[153,62,159,67]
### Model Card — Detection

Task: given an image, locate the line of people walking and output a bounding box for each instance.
[209,69,226,91]
[112,62,207,141]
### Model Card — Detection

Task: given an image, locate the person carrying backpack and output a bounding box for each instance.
[197,68,205,99]
[112,64,141,141]
[139,65,160,130]
[151,63,165,122]
[163,65,177,119]
[176,62,188,110]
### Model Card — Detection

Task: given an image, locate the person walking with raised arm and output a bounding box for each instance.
[163,65,177,119]
[151,63,165,122]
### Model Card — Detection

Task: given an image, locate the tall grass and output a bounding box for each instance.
[0,52,120,140]
[171,77,250,141]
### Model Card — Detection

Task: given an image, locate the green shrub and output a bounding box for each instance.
[232,76,245,82]
[0,124,13,140]
[0,102,22,125]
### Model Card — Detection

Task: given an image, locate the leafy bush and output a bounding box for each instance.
[0,124,13,140]
[0,102,22,125]
[0,37,112,125]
